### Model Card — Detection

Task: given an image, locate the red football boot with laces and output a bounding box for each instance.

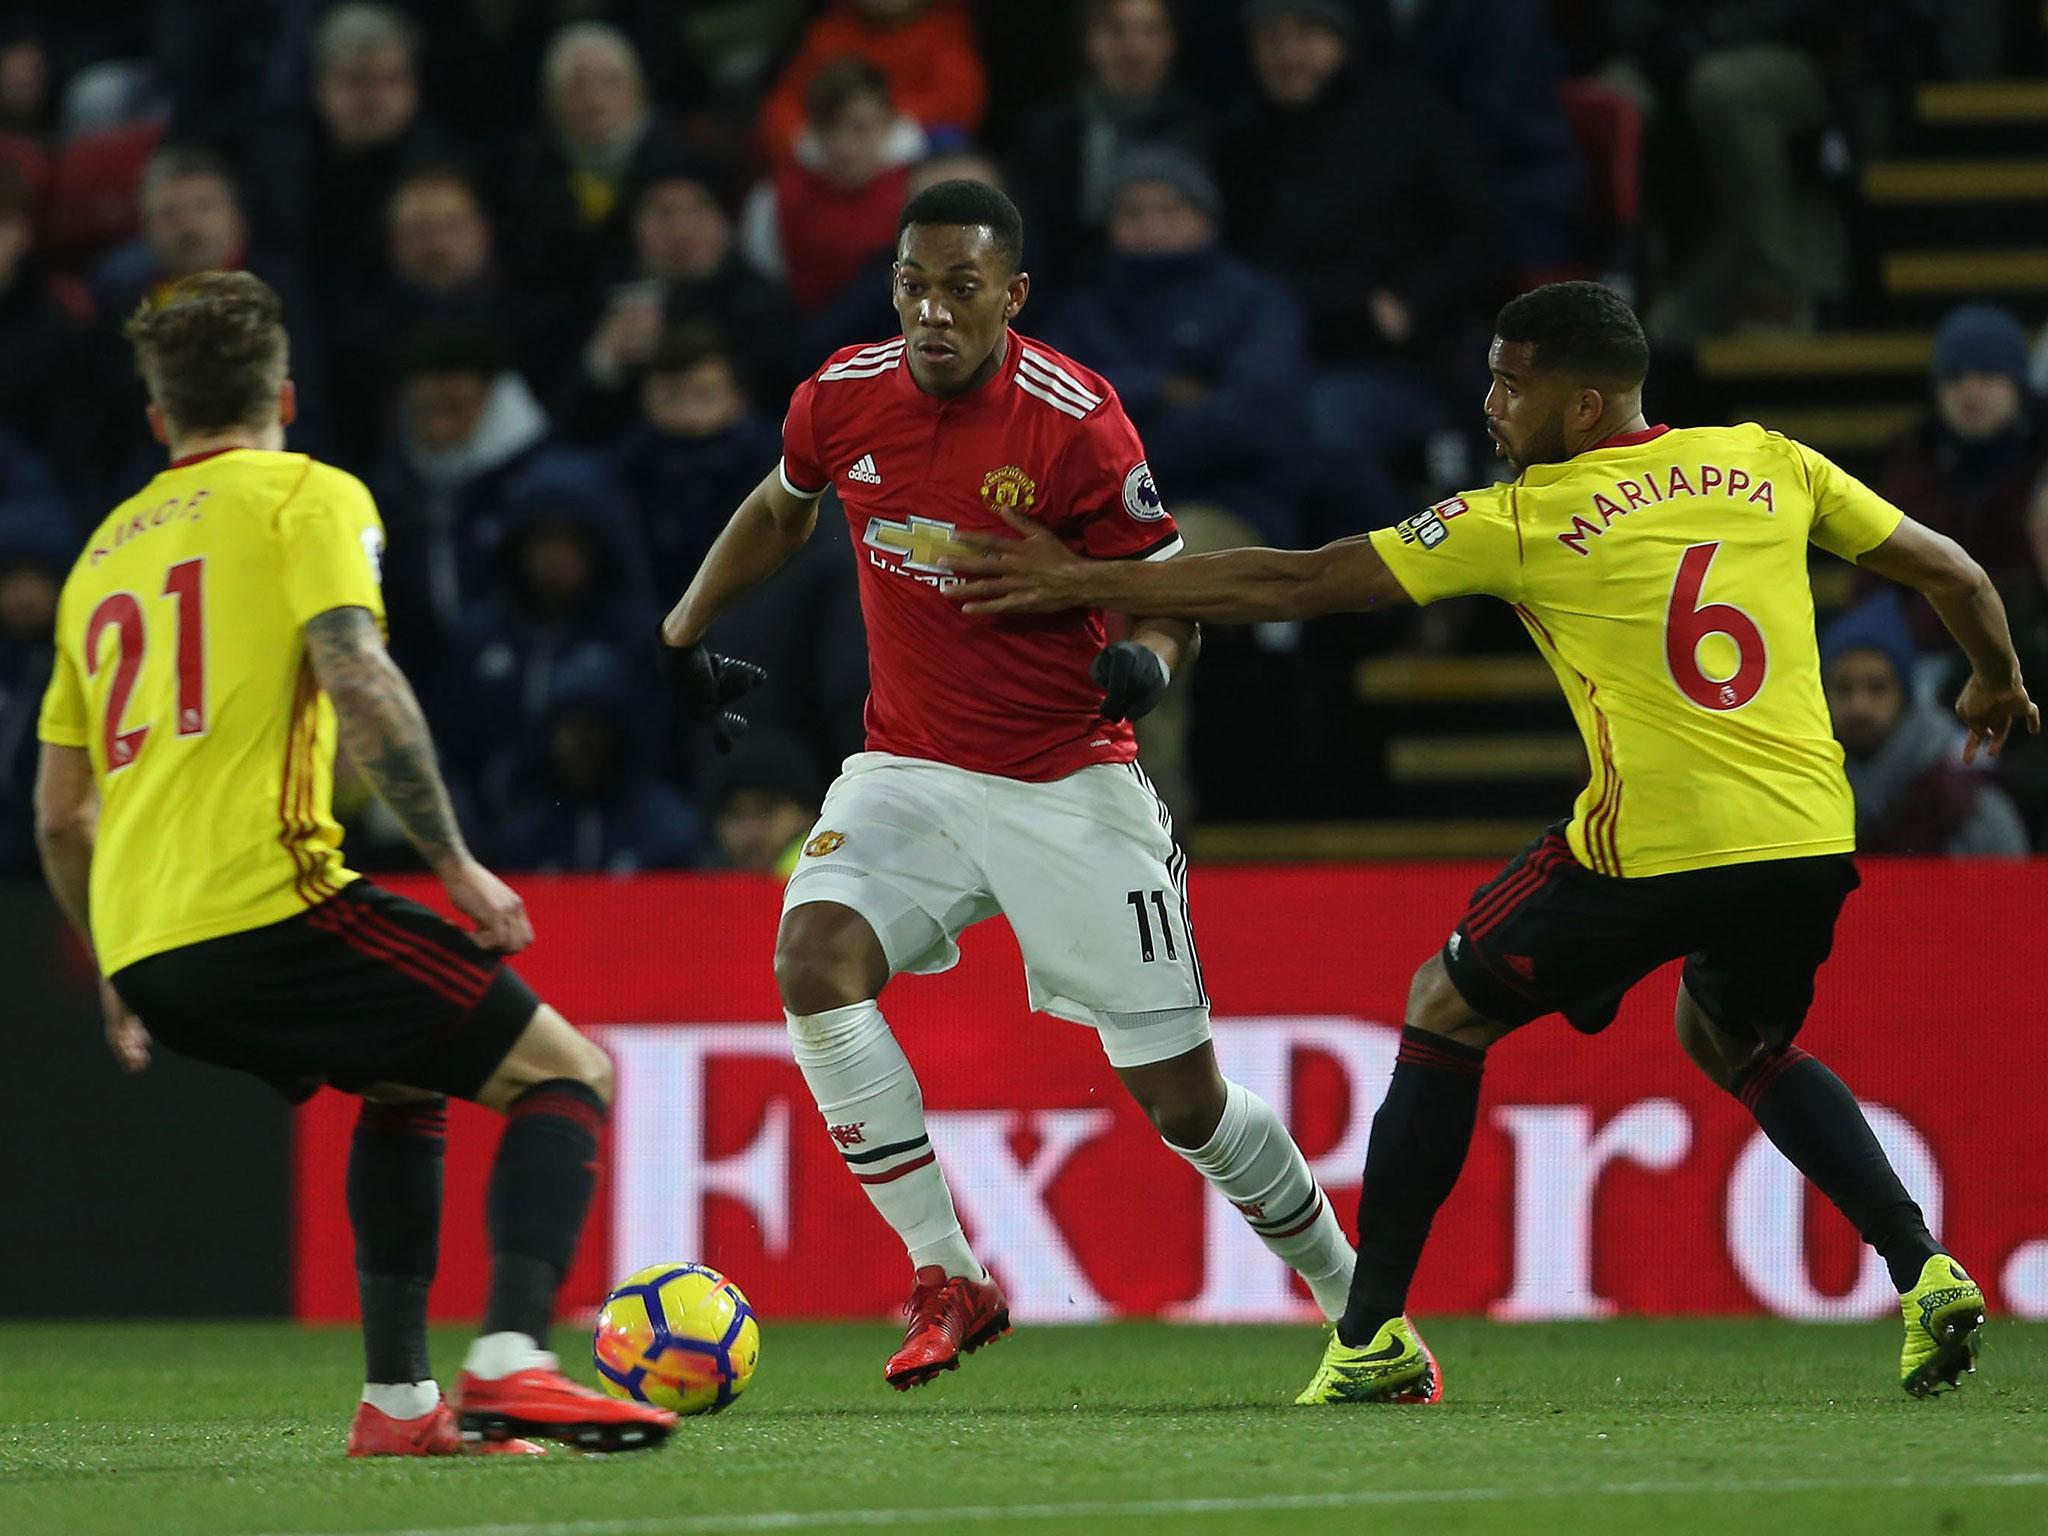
[346,1398,544,1457]
[885,1265,1012,1390]
[457,1356,678,1452]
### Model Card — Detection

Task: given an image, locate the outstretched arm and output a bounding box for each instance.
[661,468,821,646]
[947,507,1412,624]
[305,606,532,951]
[1857,515,2040,760]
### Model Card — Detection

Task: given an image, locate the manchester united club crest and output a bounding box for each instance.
[979,465,1037,512]
[804,830,846,857]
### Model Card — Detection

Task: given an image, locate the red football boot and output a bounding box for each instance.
[347,1398,545,1457]
[457,1356,678,1453]
[884,1265,1012,1390]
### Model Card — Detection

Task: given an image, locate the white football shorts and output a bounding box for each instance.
[782,752,1211,1068]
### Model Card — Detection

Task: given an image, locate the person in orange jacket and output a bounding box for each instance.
[756,0,986,165]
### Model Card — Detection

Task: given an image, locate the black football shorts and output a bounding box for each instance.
[1440,825,1860,1049]
[111,880,541,1102]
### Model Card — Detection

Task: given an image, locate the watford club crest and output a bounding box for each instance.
[804,830,846,858]
[980,465,1038,513]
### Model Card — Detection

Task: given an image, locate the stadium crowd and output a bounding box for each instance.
[0,0,2041,875]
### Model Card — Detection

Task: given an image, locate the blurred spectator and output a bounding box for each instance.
[740,56,922,315]
[1007,0,1212,286]
[1823,592,2028,856]
[504,22,686,293]
[0,27,51,140]
[703,729,824,876]
[370,327,624,675]
[1046,148,1306,545]
[756,0,985,165]
[495,650,701,874]
[1366,0,1586,273]
[91,144,330,455]
[0,156,120,510]
[245,4,448,324]
[0,445,75,875]
[556,166,796,441]
[1220,0,1490,535]
[1876,305,2048,657]
[610,326,779,602]
[1598,3,1834,338]
[435,480,655,821]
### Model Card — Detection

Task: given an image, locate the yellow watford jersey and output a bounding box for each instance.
[38,449,386,973]
[1370,424,1904,878]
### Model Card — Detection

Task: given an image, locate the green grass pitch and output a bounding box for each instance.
[1,1319,2042,1536]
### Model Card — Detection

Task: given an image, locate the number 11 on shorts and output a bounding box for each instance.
[1125,889,1178,963]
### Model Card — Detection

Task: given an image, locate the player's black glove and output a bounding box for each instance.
[660,633,767,754]
[1092,640,1171,722]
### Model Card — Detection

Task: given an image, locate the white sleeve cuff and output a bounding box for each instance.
[1142,535,1185,562]
[778,459,827,499]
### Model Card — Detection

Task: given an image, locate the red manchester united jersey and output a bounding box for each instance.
[780,331,1183,781]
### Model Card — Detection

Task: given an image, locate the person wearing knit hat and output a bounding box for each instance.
[1100,145,1221,219]
[1873,301,2048,662]
[1821,589,2029,856]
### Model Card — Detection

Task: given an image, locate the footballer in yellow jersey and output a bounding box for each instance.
[32,273,675,1455]
[948,281,2033,1403]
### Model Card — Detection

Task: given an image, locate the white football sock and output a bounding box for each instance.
[787,1001,983,1280]
[1172,1080,1356,1320]
[361,1380,440,1419]
[461,1331,556,1380]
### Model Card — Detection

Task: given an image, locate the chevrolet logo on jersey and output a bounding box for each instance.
[863,515,979,576]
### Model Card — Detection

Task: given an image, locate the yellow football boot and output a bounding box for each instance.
[1293,1317,1442,1406]
[1900,1254,1985,1398]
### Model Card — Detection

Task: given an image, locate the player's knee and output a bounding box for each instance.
[1117,1041,1228,1149]
[575,1037,616,1104]
[1674,994,1754,1095]
[774,905,884,1015]
[1405,955,1505,1053]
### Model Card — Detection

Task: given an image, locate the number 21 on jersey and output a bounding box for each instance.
[1665,541,1766,712]
[85,557,208,772]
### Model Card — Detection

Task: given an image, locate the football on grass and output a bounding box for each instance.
[592,1262,760,1415]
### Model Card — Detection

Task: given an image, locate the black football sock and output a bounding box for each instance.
[1736,1047,1940,1291]
[1339,1028,1486,1346]
[348,1098,447,1386]
[483,1079,606,1347]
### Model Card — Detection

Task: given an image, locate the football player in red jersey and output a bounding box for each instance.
[661,180,1354,1388]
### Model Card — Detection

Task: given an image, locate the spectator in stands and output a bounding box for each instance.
[0,156,117,509]
[435,479,655,822]
[704,729,825,876]
[740,56,922,316]
[1008,0,1213,286]
[505,22,685,293]
[1596,3,1835,338]
[245,4,445,326]
[756,0,985,165]
[371,327,623,675]
[1220,0,1490,535]
[556,166,796,441]
[795,146,1004,365]
[495,650,701,874]
[0,26,51,140]
[0,448,75,876]
[610,326,779,602]
[327,165,512,469]
[1364,0,1586,273]
[1877,305,2048,657]
[92,144,330,457]
[1046,148,1306,546]
[1823,590,2029,856]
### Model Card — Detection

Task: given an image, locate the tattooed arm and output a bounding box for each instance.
[304,606,533,953]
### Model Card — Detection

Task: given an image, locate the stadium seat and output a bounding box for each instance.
[47,119,163,268]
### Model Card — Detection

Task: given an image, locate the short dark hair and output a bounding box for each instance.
[898,178,1025,273]
[804,54,890,128]
[1494,281,1648,388]
[397,324,512,383]
[125,272,288,433]
[646,321,732,378]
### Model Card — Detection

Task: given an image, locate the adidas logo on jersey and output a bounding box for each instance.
[848,454,882,485]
